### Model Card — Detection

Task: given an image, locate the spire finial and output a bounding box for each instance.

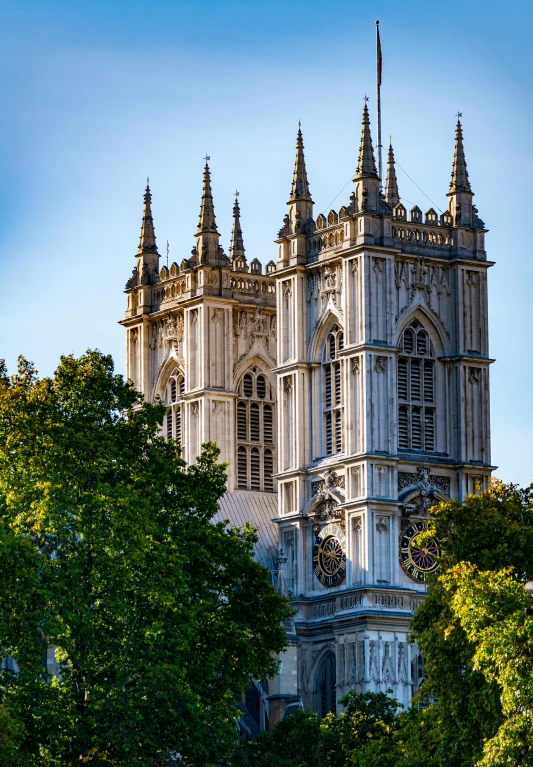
[138,182,158,255]
[289,124,312,203]
[197,159,218,233]
[385,140,400,207]
[449,114,471,194]
[355,100,378,179]
[230,192,245,260]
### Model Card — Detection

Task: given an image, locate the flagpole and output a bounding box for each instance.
[376,20,382,187]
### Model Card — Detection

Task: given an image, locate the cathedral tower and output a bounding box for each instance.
[274,109,492,713]
[121,165,279,494]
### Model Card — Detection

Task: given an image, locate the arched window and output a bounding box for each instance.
[236,367,277,492]
[323,325,344,456]
[165,370,186,453]
[316,652,336,717]
[397,320,436,452]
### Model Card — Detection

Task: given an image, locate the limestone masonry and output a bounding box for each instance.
[120,106,492,733]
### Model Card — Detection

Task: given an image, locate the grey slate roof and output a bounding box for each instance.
[214,491,279,574]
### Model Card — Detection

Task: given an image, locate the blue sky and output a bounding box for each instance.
[0,0,531,485]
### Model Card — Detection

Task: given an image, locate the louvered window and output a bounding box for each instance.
[237,447,247,490]
[264,405,273,443]
[325,413,332,454]
[264,450,273,492]
[243,374,253,397]
[175,406,182,445]
[257,375,266,399]
[323,326,344,456]
[424,361,434,403]
[164,371,186,449]
[325,367,332,409]
[237,402,247,441]
[397,321,437,452]
[250,448,260,490]
[236,367,276,492]
[335,411,342,453]
[334,363,341,406]
[250,403,260,442]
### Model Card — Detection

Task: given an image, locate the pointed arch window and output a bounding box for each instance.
[236,367,277,492]
[316,652,336,717]
[397,320,436,452]
[323,325,344,456]
[165,370,186,453]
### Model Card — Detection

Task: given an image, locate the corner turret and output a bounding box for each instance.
[447,116,474,228]
[194,158,221,265]
[354,101,381,213]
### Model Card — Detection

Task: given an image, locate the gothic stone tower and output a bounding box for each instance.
[274,112,492,713]
[120,169,278,495]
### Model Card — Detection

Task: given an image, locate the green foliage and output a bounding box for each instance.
[410,480,533,767]
[232,690,420,767]
[0,351,290,766]
[443,565,533,766]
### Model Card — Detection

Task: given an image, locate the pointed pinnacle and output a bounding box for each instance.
[355,103,378,179]
[138,182,158,255]
[289,125,313,203]
[449,118,471,194]
[385,141,400,207]
[229,195,246,260]
[197,161,218,233]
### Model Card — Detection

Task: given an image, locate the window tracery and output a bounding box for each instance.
[236,367,276,492]
[397,320,436,452]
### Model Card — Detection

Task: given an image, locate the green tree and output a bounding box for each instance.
[440,565,533,766]
[0,351,290,766]
[410,480,533,767]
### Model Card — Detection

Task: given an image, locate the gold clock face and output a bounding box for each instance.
[312,523,346,588]
[399,520,441,583]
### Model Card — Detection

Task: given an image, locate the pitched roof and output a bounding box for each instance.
[213,491,279,574]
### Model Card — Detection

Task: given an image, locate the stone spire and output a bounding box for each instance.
[229,193,246,261]
[355,103,378,180]
[449,117,471,194]
[138,181,158,254]
[385,140,400,207]
[194,158,221,264]
[447,116,474,229]
[197,159,218,233]
[289,124,313,203]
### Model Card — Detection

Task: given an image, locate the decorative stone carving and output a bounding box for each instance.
[398,466,450,516]
[398,466,451,497]
[352,357,360,375]
[369,641,379,682]
[373,257,385,275]
[468,367,480,384]
[376,516,389,533]
[311,470,345,496]
[382,642,394,685]
[374,356,386,374]
[398,642,408,684]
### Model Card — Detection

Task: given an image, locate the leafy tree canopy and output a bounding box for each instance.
[410,480,533,767]
[0,351,290,766]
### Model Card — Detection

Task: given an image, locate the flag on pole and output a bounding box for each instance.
[376,21,382,86]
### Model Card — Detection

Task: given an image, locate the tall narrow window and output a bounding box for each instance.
[317,653,336,717]
[323,325,344,456]
[165,370,186,449]
[237,447,247,490]
[397,320,437,452]
[236,367,277,492]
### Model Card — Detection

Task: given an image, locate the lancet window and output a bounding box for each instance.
[397,320,436,452]
[165,370,186,450]
[236,367,276,492]
[316,652,336,717]
[323,325,344,456]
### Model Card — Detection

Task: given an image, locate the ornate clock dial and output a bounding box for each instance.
[399,520,440,583]
[312,523,346,588]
